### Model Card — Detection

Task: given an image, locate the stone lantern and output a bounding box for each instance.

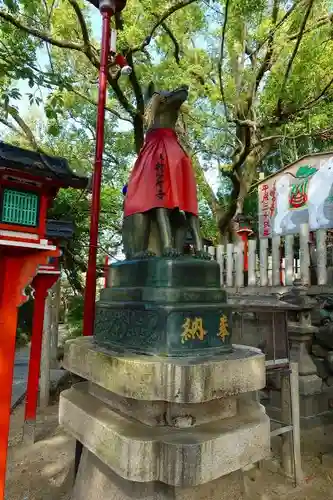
[280,280,322,423]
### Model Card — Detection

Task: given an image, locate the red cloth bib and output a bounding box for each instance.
[124,128,198,217]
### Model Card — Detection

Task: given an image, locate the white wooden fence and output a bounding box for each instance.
[104,222,331,289]
[206,223,330,288]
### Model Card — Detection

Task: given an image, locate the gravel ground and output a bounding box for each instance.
[5,396,333,500]
[6,398,74,500]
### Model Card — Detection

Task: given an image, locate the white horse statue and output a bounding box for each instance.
[273,157,333,234]
[307,157,333,229]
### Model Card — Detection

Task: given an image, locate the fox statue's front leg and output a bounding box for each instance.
[122,212,155,259]
[155,208,181,257]
[186,213,211,260]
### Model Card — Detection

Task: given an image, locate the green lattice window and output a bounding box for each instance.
[1,188,39,227]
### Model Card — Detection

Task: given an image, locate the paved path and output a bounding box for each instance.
[11,325,69,411]
[11,328,68,411]
[11,346,30,410]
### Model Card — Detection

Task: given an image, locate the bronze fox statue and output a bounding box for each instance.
[122,83,209,260]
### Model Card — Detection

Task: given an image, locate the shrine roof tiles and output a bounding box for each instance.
[0,141,88,189]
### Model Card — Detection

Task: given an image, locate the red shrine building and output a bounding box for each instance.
[0,141,86,247]
[0,141,87,498]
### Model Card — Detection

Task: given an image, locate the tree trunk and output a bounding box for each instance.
[63,249,84,295]
[133,114,144,154]
[217,140,274,239]
[235,175,248,216]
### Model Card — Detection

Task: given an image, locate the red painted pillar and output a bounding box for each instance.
[280,245,284,285]
[0,249,57,500]
[0,256,19,500]
[237,230,250,286]
[83,5,113,336]
[23,273,59,443]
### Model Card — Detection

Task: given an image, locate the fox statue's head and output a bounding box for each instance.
[143,82,189,131]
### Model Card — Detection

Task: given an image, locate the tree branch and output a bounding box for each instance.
[218,0,230,120]
[192,156,219,215]
[67,85,133,122]
[0,3,135,119]
[126,51,145,152]
[0,9,84,51]
[277,0,314,116]
[67,0,94,57]
[80,45,136,118]
[289,13,333,41]
[0,117,21,136]
[111,12,145,149]
[253,0,304,55]
[129,0,198,54]
[265,75,333,128]
[258,127,333,146]
[302,76,333,110]
[41,0,56,73]
[254,0,279,93]
[6,106,41,151]
[1,107,66,182]
[126,51,144,115]
[234,118,257,129]
[161,21,181,64]
[2,106,81,181]
[109,79,137,118]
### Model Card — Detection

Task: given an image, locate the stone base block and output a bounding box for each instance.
[72,448,262,500]
[62,338,266,403]
[95,258,232,357]
[60,383,270,487]
[89,382,237,426]
[298,374,322,395]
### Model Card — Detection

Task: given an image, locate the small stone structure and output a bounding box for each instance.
[60,258,270,499]
[61,338,269,499]
[227,294,293,366]
[60,84,270,497]
[278,283,323,424]
[308,302,333,420]
[229,281,333,427]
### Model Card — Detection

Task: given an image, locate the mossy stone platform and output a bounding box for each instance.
[94,258,232,357]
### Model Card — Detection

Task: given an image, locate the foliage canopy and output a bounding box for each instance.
[1,0,333,290]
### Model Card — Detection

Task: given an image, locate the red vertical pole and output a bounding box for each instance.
[280,244,284,285]
[0,250,56,500]
[237,230,250,287]
[240,232,249,272]
[0,259,18,500]
[24,274,58,443]
[83,4,113,336]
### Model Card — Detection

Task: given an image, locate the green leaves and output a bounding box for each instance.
[3,0,19,12]
[47,123,60,136]
[1,0,333,248]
